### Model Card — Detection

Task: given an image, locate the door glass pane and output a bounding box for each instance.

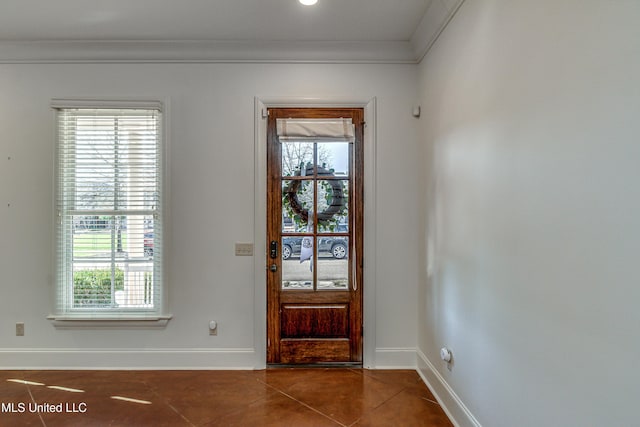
[281,236,313,290]
[282,142,314,177]
[317,142,349,177]
[318,180,348,233]
[282,180,314,233]
[317,236,349,290]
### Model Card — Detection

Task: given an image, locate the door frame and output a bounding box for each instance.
[253,96,377,369]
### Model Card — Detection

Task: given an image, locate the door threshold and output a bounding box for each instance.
[267,362,362,369]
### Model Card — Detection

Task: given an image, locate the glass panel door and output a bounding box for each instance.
[280,141,351,291]
[267,108,363,365]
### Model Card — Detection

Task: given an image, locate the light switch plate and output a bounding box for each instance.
[235,243,254,256]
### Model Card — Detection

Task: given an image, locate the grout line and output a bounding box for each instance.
[345,382,410,426]
[371,386,405,411]
[359,372,409,411]
[25,385,47,427]
[257,379,347,427]
[149,388,196,427]
[142,375,272,427]
[142,377,198,427]
[165,401,196,427]
[351,371,441,413]
[421,396,441,405]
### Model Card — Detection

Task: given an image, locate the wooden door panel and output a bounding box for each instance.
[280,339,350,364]
[280,291,351,304]
[281,304,349,338]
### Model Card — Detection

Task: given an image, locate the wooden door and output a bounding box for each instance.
[267,108,364,365]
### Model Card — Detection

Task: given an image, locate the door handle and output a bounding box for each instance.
[269,264,277,272]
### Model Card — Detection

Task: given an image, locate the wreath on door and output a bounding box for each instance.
[283,163,346,227]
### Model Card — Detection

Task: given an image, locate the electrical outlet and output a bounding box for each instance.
[209,320,218,336]
[16,323,24,336]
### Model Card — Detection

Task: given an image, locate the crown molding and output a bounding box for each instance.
[0,2,464,64]
[0,39,418,64]
[411,0,465,63]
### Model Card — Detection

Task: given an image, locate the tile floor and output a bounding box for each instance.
[0,368,453,426]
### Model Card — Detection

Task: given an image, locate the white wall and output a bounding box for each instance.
[0,62,420,368]
[418,1,640,426]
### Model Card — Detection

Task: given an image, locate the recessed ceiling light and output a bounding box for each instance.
[299,0,318,5]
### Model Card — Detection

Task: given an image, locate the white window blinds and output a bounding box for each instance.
[54,105,163,318]
[276,118,355,142]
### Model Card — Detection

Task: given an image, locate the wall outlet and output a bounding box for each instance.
[16,322,24,336]
[209,320,218,336]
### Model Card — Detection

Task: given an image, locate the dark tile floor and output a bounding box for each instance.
[0,368,453,426]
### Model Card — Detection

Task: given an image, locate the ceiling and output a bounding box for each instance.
[0,0,463,63]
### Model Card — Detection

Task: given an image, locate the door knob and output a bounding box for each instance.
[269,264,277,272]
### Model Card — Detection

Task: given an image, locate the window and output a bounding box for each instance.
[52,101,166,322]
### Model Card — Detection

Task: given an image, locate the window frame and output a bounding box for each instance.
[49,99,171,327]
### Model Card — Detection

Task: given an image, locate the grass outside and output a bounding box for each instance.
[73,231,128,253]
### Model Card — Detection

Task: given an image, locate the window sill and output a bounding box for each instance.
[47,314,172,329]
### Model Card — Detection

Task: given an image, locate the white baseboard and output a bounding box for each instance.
[373,347,418,369]
[416,349,481,427]
[0,348,258,370]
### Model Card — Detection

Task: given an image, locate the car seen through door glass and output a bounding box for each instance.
[281,235,348,260]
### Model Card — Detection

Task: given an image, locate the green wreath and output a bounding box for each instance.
[284,164,345,226]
